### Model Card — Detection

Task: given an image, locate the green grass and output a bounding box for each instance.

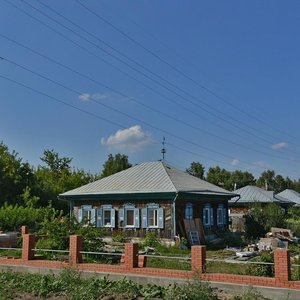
[146,256,191,270]
[0,249,22,259]
[206,260,248,275]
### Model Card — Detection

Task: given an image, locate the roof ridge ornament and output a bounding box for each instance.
[161,136,166,163]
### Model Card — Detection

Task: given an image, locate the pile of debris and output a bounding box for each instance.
[257,227,299,251]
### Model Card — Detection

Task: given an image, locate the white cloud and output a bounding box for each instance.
[271,142,288,150]
[252,160,271,169]
[79,93,91,101]
[101,125,152,152]
[79,93,108,102]
[230,159,240,166]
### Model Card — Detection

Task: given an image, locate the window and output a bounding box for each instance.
[141,203,164,229]
[217,204,226,226]
[203,204,213,228]
[96,205,115,228]
[119,204,140,228]
[83,209,92,221]
[78,205,96,226]
[103,209,111,226]
[185,203,193,220]
[126,209,135,227]
[148,208,158,227]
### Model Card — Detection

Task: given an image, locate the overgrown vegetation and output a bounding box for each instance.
[245,252,274,277]
[0,269,227,300]
[245,202,285,240]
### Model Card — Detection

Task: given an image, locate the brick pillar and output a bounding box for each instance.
[21,225,28,235]
[22,234,35,260]
[69,235,83,266]
[191,245,206,273]
[124,243,139,268]
[274,249,291,282]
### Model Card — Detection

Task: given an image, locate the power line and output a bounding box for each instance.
[0,72,298,177]
[75,0,300,145]
[12,0,300,156]
[3,55,299,164]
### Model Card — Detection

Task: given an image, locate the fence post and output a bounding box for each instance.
[69,235,83,266]
[21,225,28,235]
[191,245,206,273]
[274,248,291,282]
[22,234,35,261]
[124,243,139,268]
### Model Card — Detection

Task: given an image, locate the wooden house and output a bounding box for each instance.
[59,162,238,243]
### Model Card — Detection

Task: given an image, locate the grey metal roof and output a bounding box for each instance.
[277,189,300,206]
[229,185,294,205]
[60,161,236,198]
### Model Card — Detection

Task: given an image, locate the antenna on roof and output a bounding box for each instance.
[161,137,166,162]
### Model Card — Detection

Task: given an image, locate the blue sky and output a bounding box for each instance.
[1,0,300,179]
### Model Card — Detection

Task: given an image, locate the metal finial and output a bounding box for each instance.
[161,137,166,162]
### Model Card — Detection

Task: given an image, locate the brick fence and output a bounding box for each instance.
[0,226,299,290]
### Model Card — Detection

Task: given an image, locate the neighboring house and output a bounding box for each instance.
[59,161,238,243]
[228,185,294,232]
[277,189,300,206]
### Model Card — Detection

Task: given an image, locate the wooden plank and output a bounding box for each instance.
[195,218,206,243]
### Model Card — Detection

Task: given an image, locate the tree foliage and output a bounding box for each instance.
[186,162,205,179]
[101,153,132,178]
[206,166,232,190]
[245,203,285,240]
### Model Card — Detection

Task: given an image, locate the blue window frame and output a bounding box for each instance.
[185,203,193,220]
[203,203,213,228]
[217,204,227,226]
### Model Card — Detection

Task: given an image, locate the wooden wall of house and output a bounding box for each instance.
[175,198,229,239]
[73,199,173,239]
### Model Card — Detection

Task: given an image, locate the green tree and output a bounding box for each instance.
[256,170,276,190]
[40,149,72,174]
[230,170,256,190]
[0,142,34,205]
[35,150,95,210]
[186,162,205,179]
[101,153,132,178]
[245,202,285,240]
[206,166,231,190]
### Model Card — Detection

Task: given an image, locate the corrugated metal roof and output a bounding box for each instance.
[277,189,300,205]
[229,185,293,204]
[60,161,236,197]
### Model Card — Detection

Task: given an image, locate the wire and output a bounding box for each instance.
[12,0,300,155]
[74,0,300,144]
[1,72,298,177]
[3,55,299,164]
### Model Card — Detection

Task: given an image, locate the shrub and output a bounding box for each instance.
[232,286,269,300]
[245,252,274,277]
[142,231,160,248]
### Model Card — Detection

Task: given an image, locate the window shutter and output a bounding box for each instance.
[158,207,164,229]
[223,208,227,225]
[210,207,214,225]
[141,207,147,228]
[96,208,103,227]
[90,209,96,226]
[134,208,140,228]
[118,208,124,228]
[111,208,116,228]
[78,208,83,223]
[203,207,207,225]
